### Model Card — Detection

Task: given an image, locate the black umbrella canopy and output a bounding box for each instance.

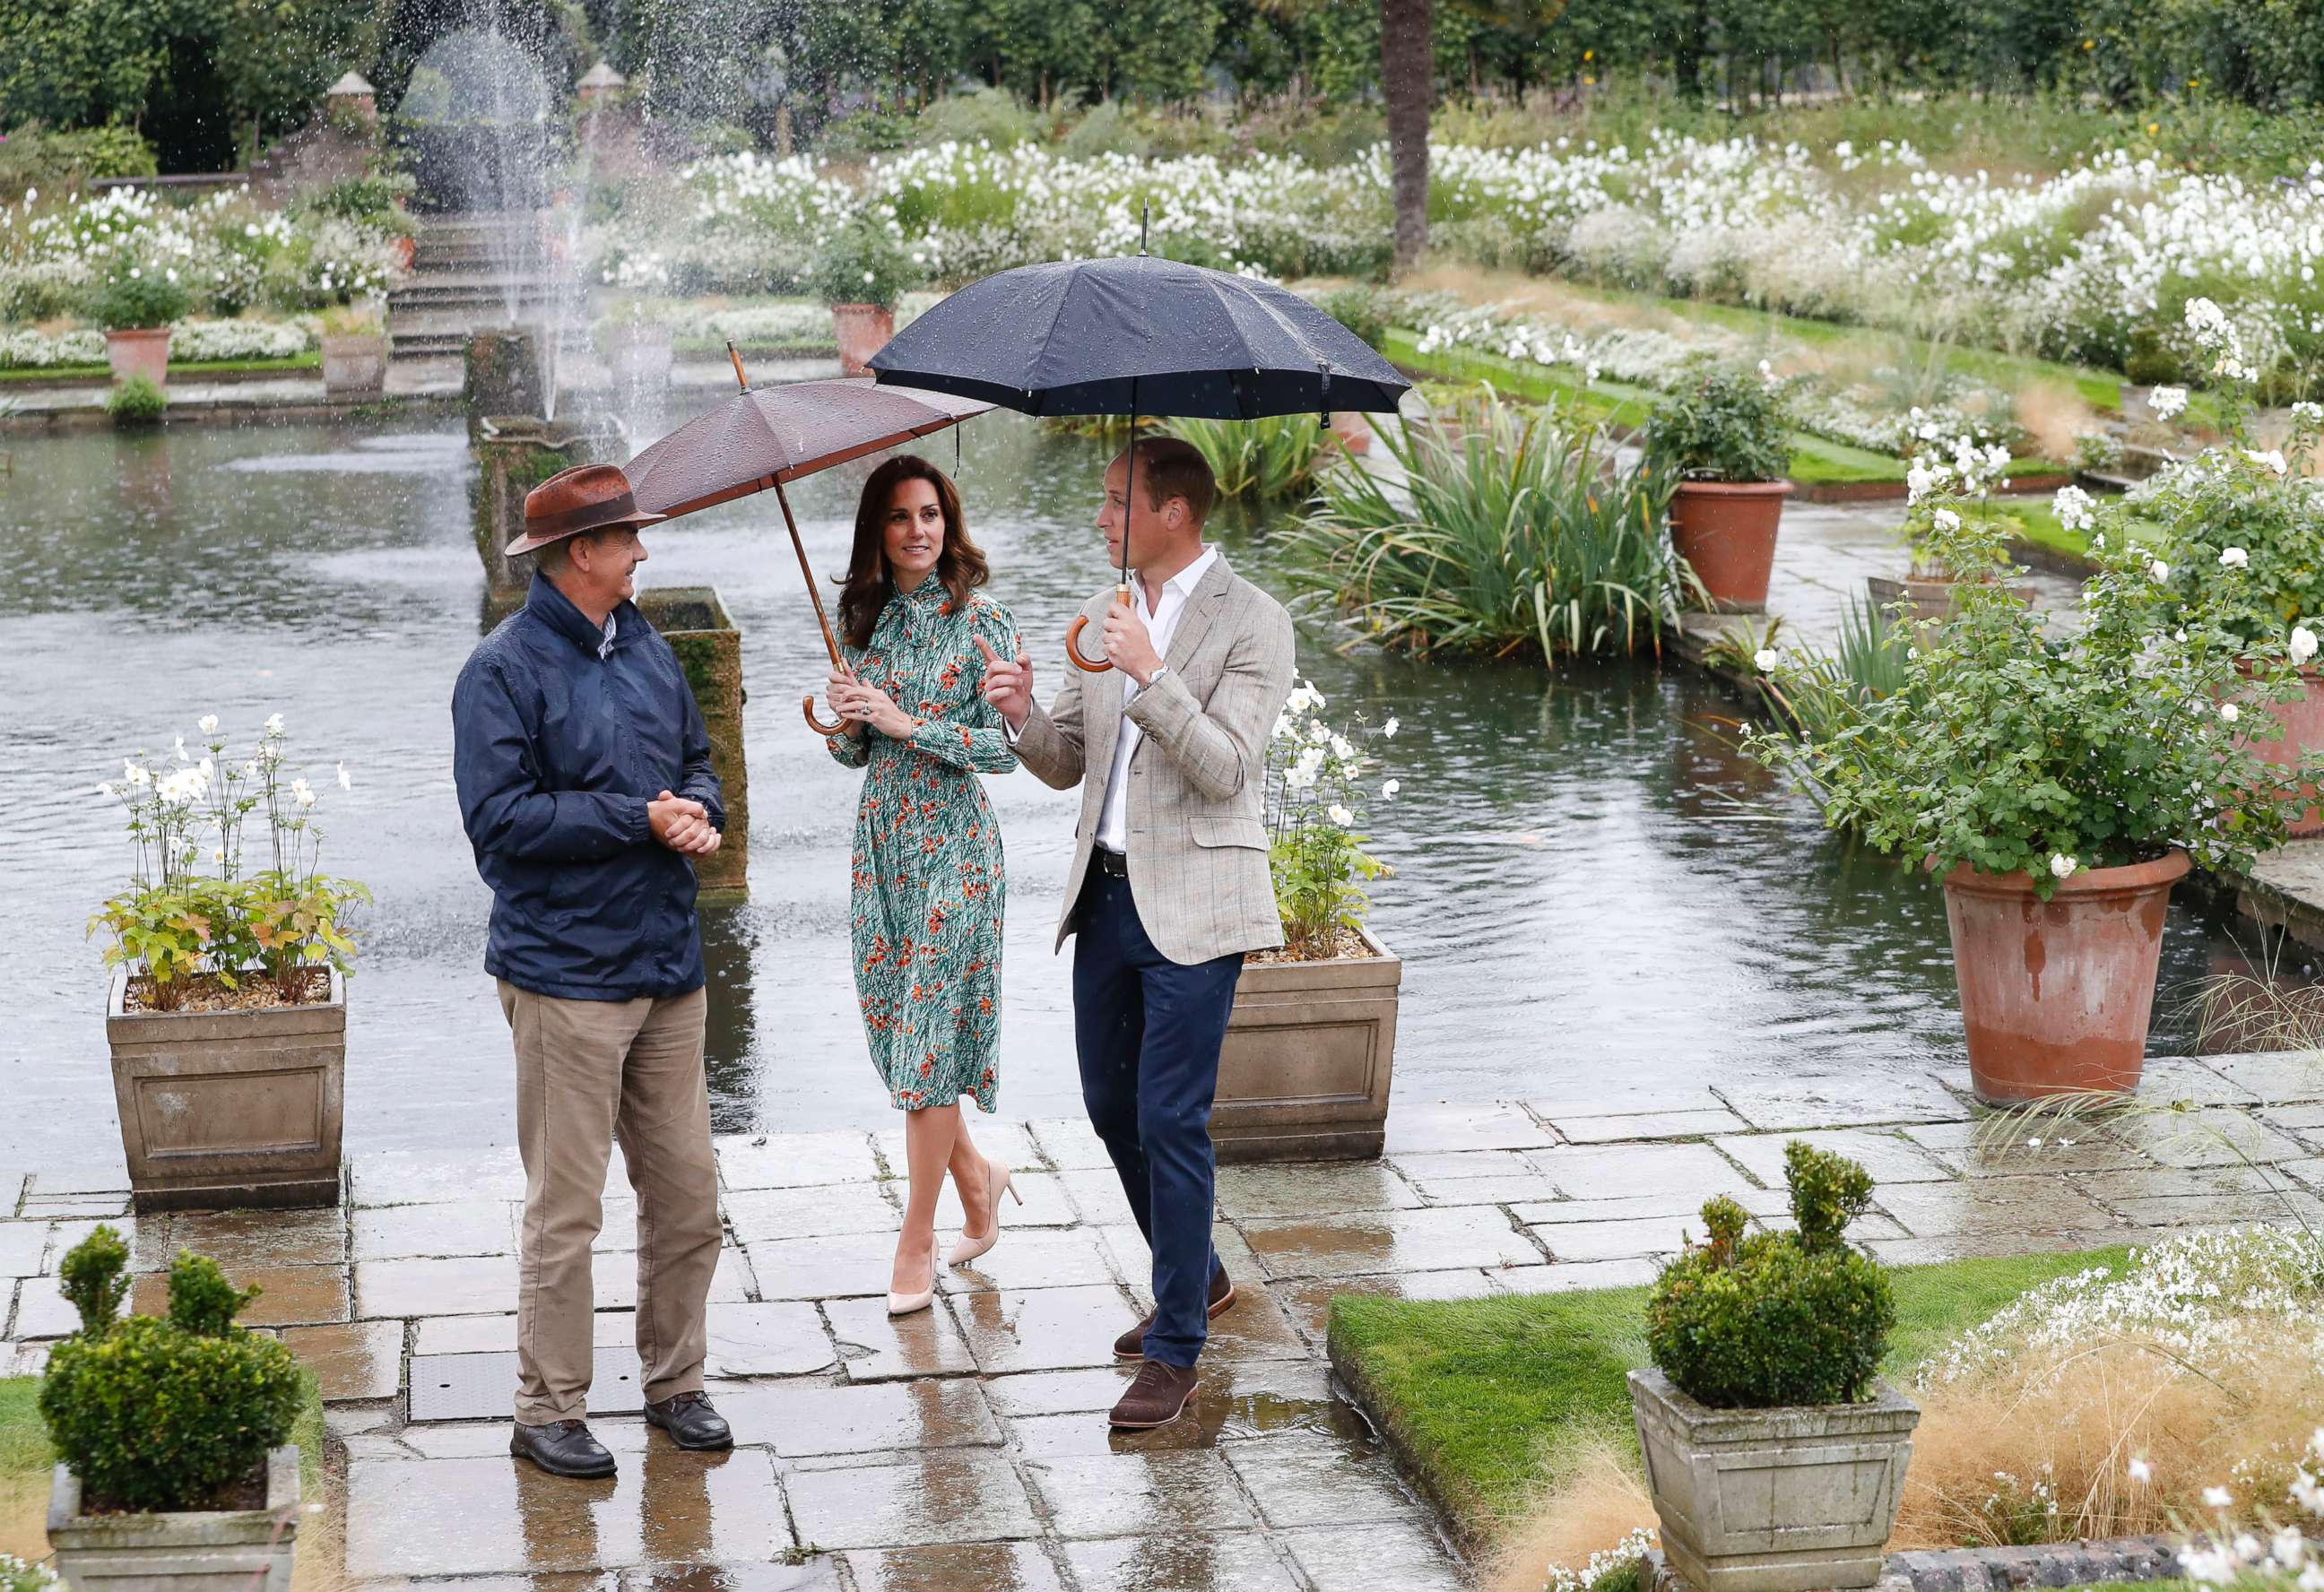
[867,255,1409,419]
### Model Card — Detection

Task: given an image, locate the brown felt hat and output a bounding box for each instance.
[507,462,667,557]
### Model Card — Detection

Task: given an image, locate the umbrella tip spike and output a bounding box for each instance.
[1140,202,1149,257]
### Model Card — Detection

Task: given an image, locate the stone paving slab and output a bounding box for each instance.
[843,1543,1065,1591]
[782,1451,1039,1550]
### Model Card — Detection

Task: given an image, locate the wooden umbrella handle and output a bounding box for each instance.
[804,695,847,735]
[1066,586,1131,673]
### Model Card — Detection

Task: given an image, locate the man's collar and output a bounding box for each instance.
[527,572,634,656]
[1140,545,1218,607]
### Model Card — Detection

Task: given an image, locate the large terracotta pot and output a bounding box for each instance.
[1941,849,2188,1104]
[104,327,172,391]
[1669,479,1791,612]
[2242,666,2324,837]
[830,302,896,377]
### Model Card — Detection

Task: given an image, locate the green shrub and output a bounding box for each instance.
[89,264,189,332]
[2123,326,2184,385]
[1642,363,1795,483]
[39,1230,303,1514]
[290,169,417,232]
[1163,412,1325,500]
[1292,385,1685,661]
[915,87,1045,149]
[1315,285,1389,353]
[0,122,157,198]
[1644,1142,1896,1409]
[104,375,166,426]
[807,216,919,311]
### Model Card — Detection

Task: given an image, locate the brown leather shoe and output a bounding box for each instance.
[1113,1268,1236,1360]
[1108,1358,1201,1430]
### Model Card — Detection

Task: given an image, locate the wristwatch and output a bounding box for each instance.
[1144,663,1172,688]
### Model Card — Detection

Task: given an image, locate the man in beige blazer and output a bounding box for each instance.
[979,437,1296,1431]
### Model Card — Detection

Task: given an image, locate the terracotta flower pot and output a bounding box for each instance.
[830,302,895,378]
[1940,849,2188,1104]
[1328,411,1374,456]
[105,327,172,391]
[1669,480,1791,612]
[2241,665,2324,837]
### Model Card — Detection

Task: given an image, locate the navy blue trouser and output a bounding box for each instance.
[1071,868,1245,1368]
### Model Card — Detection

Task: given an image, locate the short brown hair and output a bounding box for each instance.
[1118,437,1217,527]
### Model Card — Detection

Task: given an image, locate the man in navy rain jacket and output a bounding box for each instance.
[452,462,736,1478]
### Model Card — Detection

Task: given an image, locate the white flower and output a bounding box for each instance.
[2050,854,2078,879]
[1754,648,1780,672]
[197,714,218,734]
[1756,358,1773,380]
[1327,803,1354,826]
[264,712,284,735]
[2149,385,2189,420]
[336,762,351,792]
[1272,714,1295,740]
[172,734,186,760]
[2190,697,2212,715]
[2204,1486,2234,1509]
[2293,626,2319,666]
[2220,703,2242,724]
[1382,779,1400,799]
[2053,484,2096,534]
[2244,447,2289,476]
[1382,717,1399,738]
[1933,508,1961,532]
[1331,734,1355,760]
[862,270,875,285]
[1305,722,1329,744]
[2219,547,2249,568]
[296,786,317,809]
[2150,559,2171,584]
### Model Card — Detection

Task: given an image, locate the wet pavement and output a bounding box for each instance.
[8,1051,2324,1588]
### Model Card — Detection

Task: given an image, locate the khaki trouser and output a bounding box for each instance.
[499,980,721,1426]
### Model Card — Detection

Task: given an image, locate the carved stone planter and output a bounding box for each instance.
[319,332,386,396]
[48,1446,303,1592]
[1214,928,1400,1163]
[1629,1369,1920,1592]
[636,585,749,903]
[106,968,344,1212]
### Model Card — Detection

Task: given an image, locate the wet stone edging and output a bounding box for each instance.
[1644,1536,2181,1592]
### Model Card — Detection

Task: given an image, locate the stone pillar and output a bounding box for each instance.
[473,416,592,617]
[464,326,552,444]
[636,587,750,902]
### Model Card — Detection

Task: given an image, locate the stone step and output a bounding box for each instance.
[389,284,568,313]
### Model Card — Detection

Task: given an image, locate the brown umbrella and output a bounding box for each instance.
[626,351,993,734]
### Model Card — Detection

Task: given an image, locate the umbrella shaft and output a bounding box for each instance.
[773,478,845,671]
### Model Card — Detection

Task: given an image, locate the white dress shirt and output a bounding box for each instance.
[1094,546,1217,852]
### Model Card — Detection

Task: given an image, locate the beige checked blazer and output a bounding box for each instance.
[1012,555,1297,965]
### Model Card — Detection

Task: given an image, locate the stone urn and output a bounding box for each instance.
[2242,665,2324,837]
[104,328,171,392]
[48,1444,303,1592]
[105,965,346,1212]
[319,333,387,396]
[1669,480,1791,612]
[605,318,675,395]
[830,303,896,377]
[1629,1369,1920,1592]
[1940,849,2187,1104]
[1213,927,1401,1163]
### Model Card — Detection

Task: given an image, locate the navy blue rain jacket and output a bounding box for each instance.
[452,573,724,1000]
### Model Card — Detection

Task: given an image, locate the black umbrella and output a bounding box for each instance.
[868,227,1409,671]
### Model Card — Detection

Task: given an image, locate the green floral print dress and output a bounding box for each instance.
[827,581,1020,1112]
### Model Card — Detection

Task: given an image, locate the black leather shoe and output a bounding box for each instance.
[509,1419,616,1478]
[644,1390,733,1450]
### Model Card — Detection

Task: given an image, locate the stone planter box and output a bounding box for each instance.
[319,332,386,396]
[106,967,345,1212]
[1630,1368,1920,1592]
[49,1444,302,1592]
[635,585,749,904]
[1214,928,1400,1163]
[105,328,171,392]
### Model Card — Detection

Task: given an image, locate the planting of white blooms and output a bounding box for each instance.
[0,317,314,368]
[2178,1428,2324,1588]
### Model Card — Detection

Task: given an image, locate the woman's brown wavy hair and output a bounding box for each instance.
[837,454,988,650]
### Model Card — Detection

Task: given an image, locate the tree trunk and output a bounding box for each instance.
[1381,0,1434,275]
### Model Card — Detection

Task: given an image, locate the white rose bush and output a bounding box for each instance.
[1263,680,1397,957]
[89,713,370,1012]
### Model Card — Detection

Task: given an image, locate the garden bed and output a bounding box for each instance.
[1325,1245,2134,1551]
[0,354,321,386]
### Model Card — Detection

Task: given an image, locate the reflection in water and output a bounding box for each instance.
[0,410,2315,1160]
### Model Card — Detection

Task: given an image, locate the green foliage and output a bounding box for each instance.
[807,217,918,310]
[102,373,166,427]
[1743,499,2323,888]
[0,1553,61,1592]
[1314,285,1390,353]
[290,170,417,233]
[39,1233,302,1514]
[1161,412,1324,500]
[1644,1143,1896,1409]
[1292,385,1686,662]
[1262,685,1394,954]
[1643,364,1797,483]
[2124,327,2184,385]
[2147,405,2324,651]
[914,86,1046,149]
[56,1224,127,1337]
[0,121,154,198]
[89,264,188,331]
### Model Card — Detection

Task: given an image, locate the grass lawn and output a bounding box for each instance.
[1329,1244,2135,1548]
[0,1369,325,1558]
[0,353,322,384]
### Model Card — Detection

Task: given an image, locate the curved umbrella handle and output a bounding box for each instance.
[1066,586,1132,674]
[804,694,849,736]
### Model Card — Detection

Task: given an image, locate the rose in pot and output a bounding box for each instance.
[808,217,919,377]
[1744,508,2320,1104]
[91,260,190,393]
[1643,362,1797,613]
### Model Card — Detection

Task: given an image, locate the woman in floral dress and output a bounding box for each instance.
[824,455,1023,1314]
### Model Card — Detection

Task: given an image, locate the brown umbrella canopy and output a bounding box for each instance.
[626,378,993,519]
